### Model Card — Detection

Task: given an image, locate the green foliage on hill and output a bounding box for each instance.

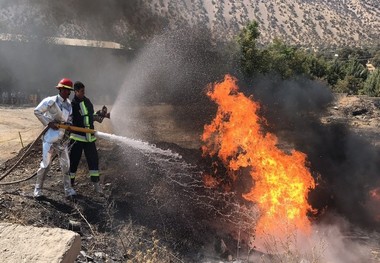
[236,21,262,76]
[237,21,380,96]
[361,69,380,96]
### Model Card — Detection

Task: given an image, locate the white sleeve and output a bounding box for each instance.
[34,98,54,126]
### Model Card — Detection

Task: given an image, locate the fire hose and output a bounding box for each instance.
[0,124,97,185]
[56,124,96,134]
[0,126,49,185]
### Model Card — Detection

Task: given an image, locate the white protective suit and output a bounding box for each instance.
[33,94,76,197]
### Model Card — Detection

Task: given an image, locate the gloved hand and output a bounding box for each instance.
[102,106,111,119]
[95,105,110,123]
[99,105,110,118]
[48,121,59,130]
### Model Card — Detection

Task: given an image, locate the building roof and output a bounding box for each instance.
[0,33,124,49]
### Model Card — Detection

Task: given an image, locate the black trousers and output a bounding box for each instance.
[69,140,99,182]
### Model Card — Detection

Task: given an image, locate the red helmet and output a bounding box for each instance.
[56,78,74,90]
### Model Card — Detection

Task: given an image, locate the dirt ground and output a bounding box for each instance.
[0,106,42,164]
[1,95,380,262]
[0,105,118,164]
[0,103,212,263]
[3,94,377,170]
[322,94,380,146]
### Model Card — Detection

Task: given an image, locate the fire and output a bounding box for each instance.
[201,74,316,240]
[368,187,380,222]
[203,173,219,188]
[370,187,380,202]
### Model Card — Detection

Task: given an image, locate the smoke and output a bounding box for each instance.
[249,221,377,263]
[246,75,380,230]
[248,215,374,263]
[111,27,233,144]
[0,0,165,41]
[305,216,374,263]
[2,1,379,260]
[0,40,128,104]
[0,0,172,104]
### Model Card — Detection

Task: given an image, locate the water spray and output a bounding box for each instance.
[56,124,181,158]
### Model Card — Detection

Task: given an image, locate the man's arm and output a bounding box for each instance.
[34,98,58,129]
[34,98,51,126]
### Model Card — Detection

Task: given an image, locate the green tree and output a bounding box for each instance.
[305,55,328,79]
[333,75,364,94]
[361,69,380,96]
[371,50,380,67]
[237,21,262,76]
[326,60,345,86]
[337,47,371,62]
[344,58,368,80]
[265,39,312,79]
[329,58,368,95]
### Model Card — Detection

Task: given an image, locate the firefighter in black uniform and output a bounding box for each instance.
[69,81,109,193]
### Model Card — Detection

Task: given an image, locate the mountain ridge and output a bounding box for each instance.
[0,0,378,48]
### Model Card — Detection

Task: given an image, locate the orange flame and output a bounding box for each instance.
[202,74,316,240]
[369,187,380,222]
[370,188,380,202]
[203,173,219,188]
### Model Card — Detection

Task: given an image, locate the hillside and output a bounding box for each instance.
[144,0,380,48]
[0,0,379,48]
[1,95,380,262]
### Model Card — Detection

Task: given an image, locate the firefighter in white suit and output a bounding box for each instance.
[33,78,77,199]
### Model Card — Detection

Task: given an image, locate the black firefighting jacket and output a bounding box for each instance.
[70,96,96,142]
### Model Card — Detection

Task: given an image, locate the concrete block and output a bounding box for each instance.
[0,223,81,263]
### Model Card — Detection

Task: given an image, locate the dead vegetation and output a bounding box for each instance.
[0,139,193,262]
[1,95,380,262]
[0,134,258,262]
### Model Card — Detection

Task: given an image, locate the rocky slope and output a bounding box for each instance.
[145,0,380,47]
[0,0,378,48]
